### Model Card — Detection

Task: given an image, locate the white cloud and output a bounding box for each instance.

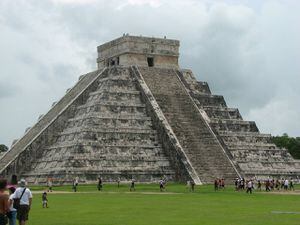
[50,0,97,4]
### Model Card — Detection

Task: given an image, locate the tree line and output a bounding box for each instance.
[271,134,300,159]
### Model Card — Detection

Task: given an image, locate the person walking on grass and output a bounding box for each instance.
[47,178,53,192]
[246,180,253,194]
[190,180,195,192]
[214,179,219,192]
[13,179,32,225]
[130,179,135,192]
[257,180,261,191]
[117,178,121,188]
[42,192,48,208]
[289,178,294,191]
[0,179,9,225]
[97,176,103,191]
[72,178,78,192]
[8,186,17,225]
[284,179,289,190]
[159,179,165,192]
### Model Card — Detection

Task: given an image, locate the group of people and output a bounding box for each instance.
[0,178,32,225]
[95,176,169,192]
[234,177,296,193]
[96,177,136,192]
[214,178,225,191]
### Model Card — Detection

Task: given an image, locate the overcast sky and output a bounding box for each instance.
[0,0,299,146]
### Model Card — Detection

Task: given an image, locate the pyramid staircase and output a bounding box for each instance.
[177,69,300,179]
[136,66,239,183]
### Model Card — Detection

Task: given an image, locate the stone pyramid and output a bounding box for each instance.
[1,35,299,184]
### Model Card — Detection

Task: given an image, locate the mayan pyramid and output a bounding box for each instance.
[1,35,299,184]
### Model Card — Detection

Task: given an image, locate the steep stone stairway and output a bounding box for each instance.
[178,69,300,178]
[23,67,175,183]
[137,67,239,183]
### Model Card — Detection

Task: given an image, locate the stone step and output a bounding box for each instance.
[139,67,239,182]
[45,142,161,150]
[193,94,227,107]
[89,89,140,96]
[67,117,152,130]
[226,144,278,150]
[218,131,271,137]
[69,113,151,122]
[77,102,146,109]
[210,119,258,132]
[60,127,157,135]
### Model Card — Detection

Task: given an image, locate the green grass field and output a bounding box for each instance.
[27,184,299,225]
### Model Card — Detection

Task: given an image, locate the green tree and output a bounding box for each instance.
[0,144,8,152]
[271,134,300,159]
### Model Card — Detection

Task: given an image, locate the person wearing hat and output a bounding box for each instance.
[12,179,32,225]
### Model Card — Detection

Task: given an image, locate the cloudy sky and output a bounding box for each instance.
[0,0,299,146]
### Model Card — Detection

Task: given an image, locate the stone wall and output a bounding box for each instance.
[97,35,179,69]
[0,69,107,179]
[178,69,300,179]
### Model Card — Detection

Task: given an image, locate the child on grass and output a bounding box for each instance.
[42,191,48,208]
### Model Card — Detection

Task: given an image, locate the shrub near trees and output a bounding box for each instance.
[272,133,300,159]
[0,144,8,152]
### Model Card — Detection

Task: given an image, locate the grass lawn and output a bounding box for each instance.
[27,184,299,225]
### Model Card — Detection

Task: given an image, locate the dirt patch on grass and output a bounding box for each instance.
[259,190,300,195]
[32,191,181,195]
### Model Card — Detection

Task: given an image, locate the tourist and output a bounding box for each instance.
[234,178,239,191]
[270,179,274,190]
[13,179,32,225]
[289,178,294,191]
[265,179,270,192]
[72,179,77,192]
[246,180,253,194]
[284,179,289,190]
[186,181,190,191]
[220,178,225,190]
[117,178,120,188]
[130,179,135,192]
[0,179,9,225]
[280,179,285,189]
[275,180,280,190]
[8,186,17,225]
[42,192,48,208]
[47,178,53,192]
[240,178,245,190]
[257,180,262,191]
[159,179,165,192]
[190,180,195,192]
[97,176,103,191]
[214,179,219,191]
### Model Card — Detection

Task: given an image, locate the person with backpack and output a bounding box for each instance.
[12,179,32,225]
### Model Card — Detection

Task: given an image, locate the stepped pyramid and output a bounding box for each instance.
[1,35,299,184]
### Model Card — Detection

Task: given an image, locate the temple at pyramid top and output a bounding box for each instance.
[97,35,180,69]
